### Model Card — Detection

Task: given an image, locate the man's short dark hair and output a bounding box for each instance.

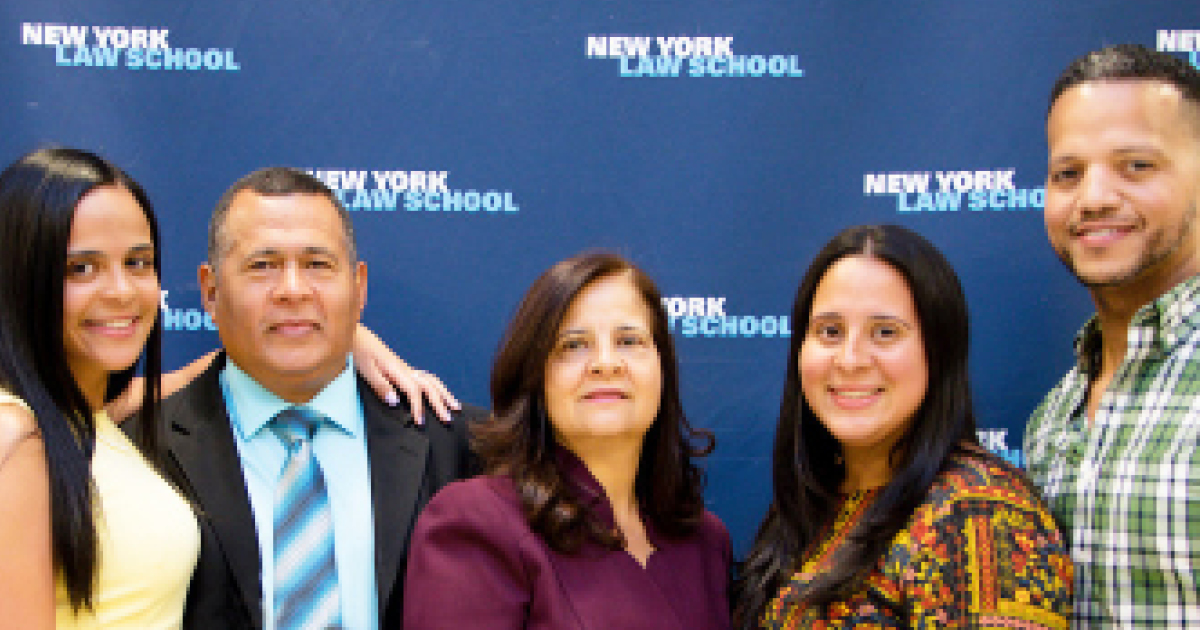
[208,167,356,266]
[1049,44,1200,122]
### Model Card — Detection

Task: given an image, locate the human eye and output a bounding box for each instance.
[617,331,650,348]
[557,336,587,353]
[807,320,841,342]
[1048,166,1080,185]
[1124,158,1156,175]
[65,260,95,278]
[246,258,275,272]
[550,336,591,362]
[127,253,156,272]
[872,322,904,342]
[305,256,336,270]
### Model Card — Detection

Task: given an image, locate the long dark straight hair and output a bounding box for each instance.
[734,225,979,627]
[475,251,714,552]
[0,147,165,611]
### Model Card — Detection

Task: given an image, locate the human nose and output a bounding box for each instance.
[832,331,869,369]
[273,262,312,300]
[1076,166,1121,215]
[103,266,136,302]
[587,341,625,377]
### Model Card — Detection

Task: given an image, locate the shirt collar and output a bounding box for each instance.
[555,444,606,508]
[1073,273,1200,373]
[223,354,362,440]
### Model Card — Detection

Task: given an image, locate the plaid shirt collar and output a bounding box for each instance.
[1070,273,1200,378]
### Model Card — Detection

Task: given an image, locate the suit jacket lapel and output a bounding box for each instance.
[360,379,430,606]
[167,354,264,629]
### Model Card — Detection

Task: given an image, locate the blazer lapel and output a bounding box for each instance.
[167,355,264,628]
[360,380,430,606]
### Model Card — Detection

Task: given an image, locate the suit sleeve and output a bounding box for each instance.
[403,478,532,630]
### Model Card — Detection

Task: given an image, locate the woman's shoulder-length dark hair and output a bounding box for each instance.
[475,250,715,553]
[735,224,983,627]
[0,146,165,612]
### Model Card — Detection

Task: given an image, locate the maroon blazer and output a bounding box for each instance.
[403,454,732,629]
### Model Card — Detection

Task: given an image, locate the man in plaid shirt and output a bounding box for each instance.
[1025,44,1200,628]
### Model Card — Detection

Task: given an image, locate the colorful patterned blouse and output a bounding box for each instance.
[762,452,1072,629]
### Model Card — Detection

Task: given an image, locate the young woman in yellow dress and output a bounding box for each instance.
[0,147,197,628]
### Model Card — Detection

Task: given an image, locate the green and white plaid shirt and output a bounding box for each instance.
[1026,273,1200,629]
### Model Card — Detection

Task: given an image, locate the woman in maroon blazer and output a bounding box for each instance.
[404,251,731,629]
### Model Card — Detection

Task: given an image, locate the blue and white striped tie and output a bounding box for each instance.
[272,406,341,630]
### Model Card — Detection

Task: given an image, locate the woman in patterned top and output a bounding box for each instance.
[734,224,1072,629]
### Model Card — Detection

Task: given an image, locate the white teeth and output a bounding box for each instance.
[835,390,877,398]
[96,319,135,329]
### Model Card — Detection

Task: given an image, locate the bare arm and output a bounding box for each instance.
[352,324,461,424]
[105,350,218,423]
[0,405,55,629]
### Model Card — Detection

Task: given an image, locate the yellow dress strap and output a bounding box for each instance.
[0,389,33,413]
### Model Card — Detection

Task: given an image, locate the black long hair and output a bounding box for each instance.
[0,147,164,611]
[734,225,979,626]
[475,250,714,553]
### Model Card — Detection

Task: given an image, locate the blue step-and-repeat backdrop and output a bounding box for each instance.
[3,1,1196,553]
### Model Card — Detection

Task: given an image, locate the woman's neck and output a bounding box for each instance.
[840,449,892,493]
[75,373,106,414]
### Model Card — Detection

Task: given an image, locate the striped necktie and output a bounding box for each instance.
[272,406,341,630]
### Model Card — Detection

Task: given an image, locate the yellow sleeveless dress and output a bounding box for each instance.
[0,391,199,629]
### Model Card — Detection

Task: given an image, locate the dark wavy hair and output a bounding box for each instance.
[0,147,164,611]
[1049,44,1200,120]
[734,225,984,627]
[475,250,714,553]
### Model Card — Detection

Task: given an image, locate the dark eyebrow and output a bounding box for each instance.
[808,312,911,324]
[557,323,647,338]
[1050,145,1166,164]
[245,247,282,259]
[246,246,339,258]
[1111,145,1165,155]
[66,243,155,258]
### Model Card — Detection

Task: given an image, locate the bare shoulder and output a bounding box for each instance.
[0,402,40,469]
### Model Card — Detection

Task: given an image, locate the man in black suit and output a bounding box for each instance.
[162,167,479,629]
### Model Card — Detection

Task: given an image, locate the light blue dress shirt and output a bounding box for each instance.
[221,357,379,630]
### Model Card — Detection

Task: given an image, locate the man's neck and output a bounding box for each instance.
[1089,265,1198,378]
[1084,270,1196,425]
[1092,295,1138,383]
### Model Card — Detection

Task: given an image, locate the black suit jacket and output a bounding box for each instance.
[161,352,481,629]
